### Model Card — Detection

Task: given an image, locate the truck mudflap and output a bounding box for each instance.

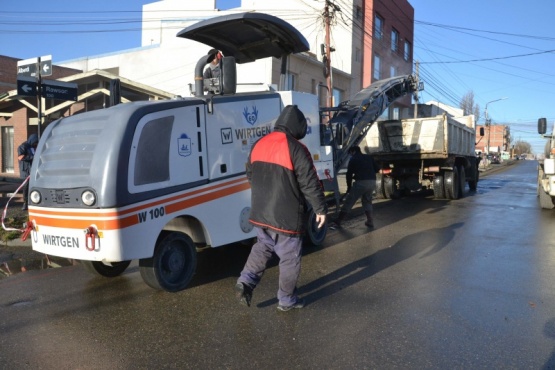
[327,75,419,172]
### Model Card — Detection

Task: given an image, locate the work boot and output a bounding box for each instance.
[235,282,253,307]
[329,211,348,229]
[364,211,374,228]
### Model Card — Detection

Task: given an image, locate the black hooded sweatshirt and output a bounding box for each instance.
[246,105,327,237]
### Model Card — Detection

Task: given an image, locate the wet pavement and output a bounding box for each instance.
[3,160,551,369]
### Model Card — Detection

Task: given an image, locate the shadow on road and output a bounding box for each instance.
[257,221,463,308]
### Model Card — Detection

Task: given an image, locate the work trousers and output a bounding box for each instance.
[238,227,302,306]
[341,179,376,213]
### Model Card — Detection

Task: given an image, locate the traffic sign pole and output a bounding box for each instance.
[37,57,42,139]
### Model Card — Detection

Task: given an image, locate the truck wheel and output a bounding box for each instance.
[375,173,385,199]
[433,174,446,199]
[444,167,460,200]
[468,166,479,191]
[139,232,197,292]
[457,165,466,198]
[81,260,131,278]
[305,208,327,246]
[383,176,396,199]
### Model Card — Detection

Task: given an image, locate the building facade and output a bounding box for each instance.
[475,124,510,154]
[0,0,415,178]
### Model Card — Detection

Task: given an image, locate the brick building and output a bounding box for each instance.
[475,124,510,154]
[0,56,81,176]
[363,0,414,115]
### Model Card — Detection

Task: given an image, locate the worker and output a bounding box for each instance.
[330,145,379,229]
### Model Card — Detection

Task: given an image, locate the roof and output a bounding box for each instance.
[176,12,310,63]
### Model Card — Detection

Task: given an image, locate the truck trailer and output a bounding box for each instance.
[363,114,479,199]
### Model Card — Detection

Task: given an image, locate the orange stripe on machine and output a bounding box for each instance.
[28,178,251,231]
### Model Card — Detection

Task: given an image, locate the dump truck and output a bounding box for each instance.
[25,12,418,291]
[363,114,479,199]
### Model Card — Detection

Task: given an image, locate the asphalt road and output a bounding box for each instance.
[2,160,554,369]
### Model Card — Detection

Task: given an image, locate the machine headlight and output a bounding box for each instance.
[30,190,41,204]
[81,190,96,206]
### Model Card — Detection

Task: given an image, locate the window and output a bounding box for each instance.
[287,73,296,90]
[332,88,343,106]
[373,54,381,80]
[355,47,361,62]
[134,116,173,185]
[404,41,411,61]
[391,29,399,52]
[1,126,14,173]
[390,65,397,77]
[392,107,400,120]
[355,6,362,20]
[374,14,383,40]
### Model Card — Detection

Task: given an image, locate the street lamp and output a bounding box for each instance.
[485,97,508,155]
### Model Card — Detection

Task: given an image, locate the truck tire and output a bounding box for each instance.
[305,208,327,246]
[139,232,197,292]
[383,176,396,199]
[433,174,446,199]
[375,173,385,199]
[468,166,479,191]
[457,165,466,198]
[81,260,131,278]
[444,167,460,200]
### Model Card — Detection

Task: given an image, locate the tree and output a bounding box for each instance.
[460,91,481,122]
[513,138,532,155]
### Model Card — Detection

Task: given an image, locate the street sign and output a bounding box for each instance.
[41,79,78,101]
[40,57,52,77]
[16,76,37,97]
[16,55,52,77]
[16,77,78,101]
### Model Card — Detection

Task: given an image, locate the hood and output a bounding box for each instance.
[274,105,307,140]
[27,134,38,146]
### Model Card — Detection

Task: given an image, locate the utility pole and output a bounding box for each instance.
[484,97,508,155]
[413,60,419,118]
[36,56,43,139]
[323,0,335,108]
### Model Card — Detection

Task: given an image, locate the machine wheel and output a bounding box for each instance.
[433,173,446,199]
[458,165,466,198]
[139,232,197,292]
[81,260,131,278]
[383,176,396,199]
[444,167,460,200]
[305,208,327,246]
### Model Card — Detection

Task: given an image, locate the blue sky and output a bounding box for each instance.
[1,0,553,153]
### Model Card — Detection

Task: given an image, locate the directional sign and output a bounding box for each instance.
[16,76,77,101]
[16,76,37,97]
[16,55,52,77]
[40,57,52,77]
[41,79,78,101]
